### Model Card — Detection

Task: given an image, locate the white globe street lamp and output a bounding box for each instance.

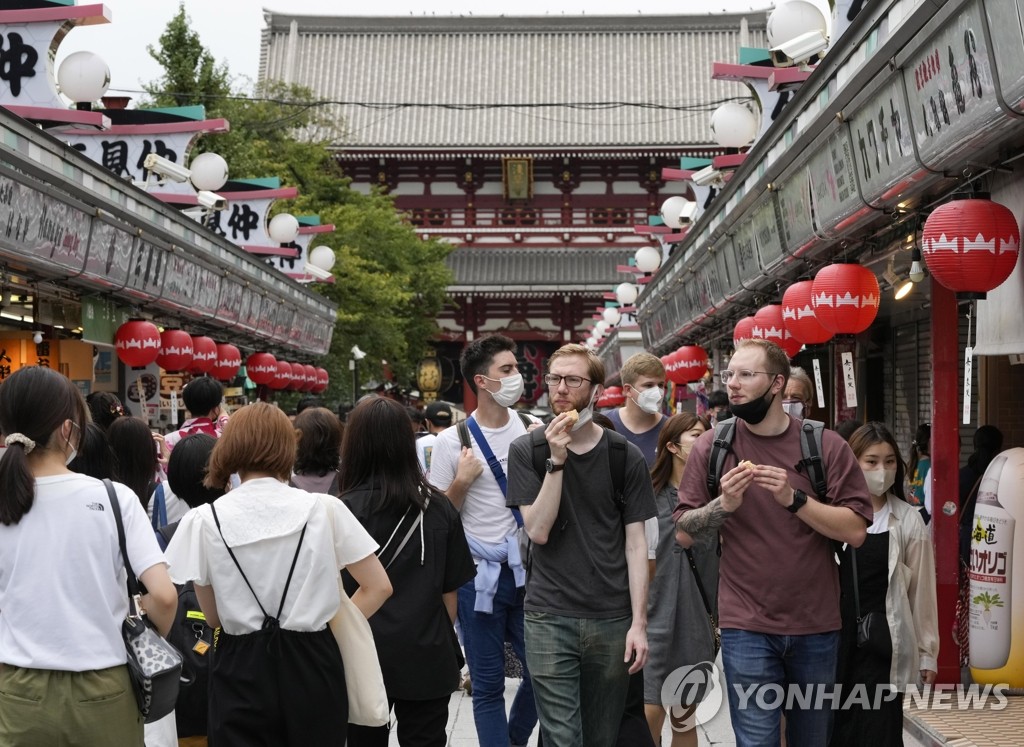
[635,246,662,274]
[309,245,336,272]
[268,213,300,244]
[615,282,638,306]
[710,102,759,148]
[189,152,229,192]
[57,51,110,105]
[602,307,621,326]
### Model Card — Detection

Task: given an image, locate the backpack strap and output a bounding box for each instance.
[705,419,737,497]
[457,421,471,450]
[527,427,628,514]
[798,419,828,500]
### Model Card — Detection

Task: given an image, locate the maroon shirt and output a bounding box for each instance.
[675,417,872,635]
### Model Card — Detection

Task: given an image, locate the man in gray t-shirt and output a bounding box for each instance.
[506,344,656,747]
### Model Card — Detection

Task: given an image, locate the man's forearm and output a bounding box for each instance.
[675,497,731,547]
[521,476,563,544]
[625,525,648,627]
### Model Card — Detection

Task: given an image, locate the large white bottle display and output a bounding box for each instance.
[969,448,1024,687]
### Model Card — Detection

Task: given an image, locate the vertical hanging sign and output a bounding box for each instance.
[841,351,858,408]
[963,346,974,425]
[812,358,826,409]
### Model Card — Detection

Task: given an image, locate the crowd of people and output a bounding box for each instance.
[0,335,1002,746]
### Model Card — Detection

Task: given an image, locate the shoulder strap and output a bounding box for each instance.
[518,412,533,429]
[150,482,167,531]
[798,420,828,500]
[457,421,471,450]
[105,479,142,613]
[685,548,716,622]
[466,416,508,496]
[706,419,737,497]
[606,429,628,507]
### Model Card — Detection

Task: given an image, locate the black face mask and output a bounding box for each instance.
[730,379,777,425]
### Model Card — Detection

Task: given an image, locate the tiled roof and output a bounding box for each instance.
[445,246,635,292]
[259,13,768,149]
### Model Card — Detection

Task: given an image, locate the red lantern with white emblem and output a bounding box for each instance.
[781,281,833,345]
[288,362,305,391]
[269,360,291,390]
[921,198,1020,299]
[115,319,161,369]
[246,352,277,386]
[602,386,626,407]
[753,306,802,359]
[189,336,218,374]
[670,346,709,384]
[302,364,318,393]
[733,316,757,346]
[212,344,241,382]
[811,264,880,334]
[155,329,194,373]
[310,367,329,394]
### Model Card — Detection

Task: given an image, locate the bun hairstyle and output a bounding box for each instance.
[0,367,88,525]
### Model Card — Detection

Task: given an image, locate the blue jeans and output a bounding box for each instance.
[524,611,631,747]
[720,629,839,747]
[457,565,538,747]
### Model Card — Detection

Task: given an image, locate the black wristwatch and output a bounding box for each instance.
[787,489,808,513]
[545,458,564,473]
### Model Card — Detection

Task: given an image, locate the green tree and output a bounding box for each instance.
[143,3,231,108]
[144,11,453,404]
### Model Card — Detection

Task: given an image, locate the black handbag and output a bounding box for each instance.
[106,479,183,723]
[850,546,892,659]
[686,548,721,657]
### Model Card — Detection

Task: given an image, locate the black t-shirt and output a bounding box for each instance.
[342,484,476,700]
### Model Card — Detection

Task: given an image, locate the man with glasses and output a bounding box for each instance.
[428,334,539,747]
[507,343,656,747]
[674,338,871,747]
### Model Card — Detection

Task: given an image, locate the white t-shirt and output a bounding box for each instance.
[146,482,190,526]
[417,432,439,478]
[165,478,378,635]
[428,411,529,546]
[0,475,166,671]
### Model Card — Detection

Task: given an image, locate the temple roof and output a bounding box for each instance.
[444,245,636,292]
[259,13,768,150]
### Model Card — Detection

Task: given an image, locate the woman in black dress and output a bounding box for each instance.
[342,397,476,747]
[831,423,938,747]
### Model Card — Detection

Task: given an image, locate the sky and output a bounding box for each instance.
[56,0,773,99]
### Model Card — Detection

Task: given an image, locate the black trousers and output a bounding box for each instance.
[347,695,452,747]
[209,627,346,747]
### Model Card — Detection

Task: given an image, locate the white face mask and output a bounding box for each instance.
[481,372,525,408]
[782,400,804,419]
[862,468,897,497]
[65,422,79,466]
[572,388,599,432]
[632,386,665,415]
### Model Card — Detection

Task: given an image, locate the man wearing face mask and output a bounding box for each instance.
[606,352,667,467]
[674,339,872,747]
[427,335,540,747]
[783,366,815,420]
[506,343,657,747]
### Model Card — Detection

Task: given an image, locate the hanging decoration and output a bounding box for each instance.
[781,281,833,345]
[753,305,803,358]
[601,385,626,407]
[114,319,161,369]
[303,364,319,393]
[246,352,278,386]
[269,359,292,390]
[189,336,218,374]
[921,198,1021,299]
[669,345,710,384]
[310,367,330,394]
[733,316,757,345]
[211,344,242,382]
[155,329,194,373]
[811,264,880,334]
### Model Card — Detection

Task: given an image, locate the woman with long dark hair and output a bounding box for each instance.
[0,367,176,745]
[643,413,715,747]
[164,402,392,746]
[292,406,342,496]
[108,416,161,513]
[342,397,476,747]
[831,422,938,747]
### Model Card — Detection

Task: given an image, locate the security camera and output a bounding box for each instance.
[351,345,367,361]
[691,165,724,188]
[770,30,829,68]
[143,153,191,183]
[302,263,333,281]
[181,206,206,222]
[197,191,227,211]
[660,196,700,228]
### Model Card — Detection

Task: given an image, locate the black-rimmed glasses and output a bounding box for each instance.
[543,374,592,388]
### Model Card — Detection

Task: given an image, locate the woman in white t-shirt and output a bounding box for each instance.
[165,401,392,746]
[0,366,177,746]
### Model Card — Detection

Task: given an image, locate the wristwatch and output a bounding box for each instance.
[545,458,564,473]
[787,489,808,514]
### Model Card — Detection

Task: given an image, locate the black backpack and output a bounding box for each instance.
[706,418,829,500]
[157,522,214,738]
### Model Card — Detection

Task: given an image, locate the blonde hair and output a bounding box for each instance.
[204,402,296,487]
[734,338,791,386]
[621,352,665,386]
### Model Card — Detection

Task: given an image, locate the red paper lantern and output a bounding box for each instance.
[155,329,194,373]
[302,364,318,393]
[310,367,330,394]
[246,352,278,386]
[602,385,626,407]
[189,336,218,374]
[922,198,1020,298]
[211,344,241,382]
[811,264,880,334]
[671,345,709,384]
[781,281,833,345]
[268,360,291,390]
[753,306,802,359]
[115,319,161,369]
[733,316,757,346]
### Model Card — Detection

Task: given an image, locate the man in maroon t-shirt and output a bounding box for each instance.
[674,339,871,747]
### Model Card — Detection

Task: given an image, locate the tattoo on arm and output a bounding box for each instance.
[676,497,731,540]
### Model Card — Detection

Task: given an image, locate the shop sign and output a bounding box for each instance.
[732,218,760,286]
[123,240,166,300]
[65,133,195,195]
[162,254,222,319]
[217,278,243,326]
[0,173,90,274]
[776,168,815,254]
[807,129,859,238]
[235,286,260,333]
[713,245,733,302]
[752,197,784,272]
[80,296,131,347]
[848,74,920,204]
[984,0,1024,112]
[84,219,135,290]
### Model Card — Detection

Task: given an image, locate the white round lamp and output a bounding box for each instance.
[602,307,621,326]
[660,196,688,229]
[57,51,110,104]
[615,282,638,305]
[635,246,662,274]
[189,152,229,192]
[309,245,336,272]
[710,102,759,148]
[268,213,300,244]
[767,0,830,49]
